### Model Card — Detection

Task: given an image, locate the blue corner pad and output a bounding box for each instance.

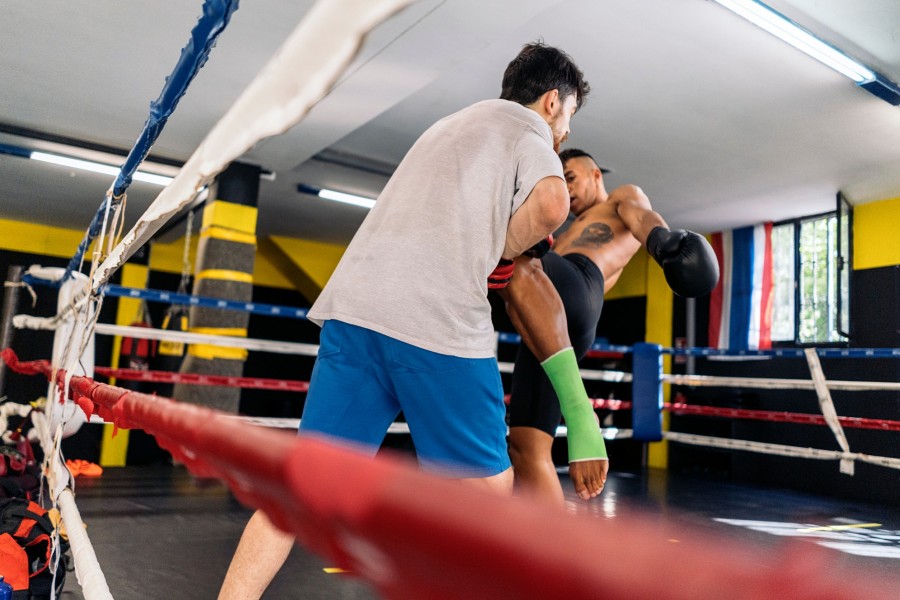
[632,342,663,442]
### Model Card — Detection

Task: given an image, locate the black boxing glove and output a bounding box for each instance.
[646,227,719,297]
[488,259,515,289]
[524,234,554,259]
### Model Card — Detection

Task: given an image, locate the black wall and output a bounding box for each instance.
[669,265,900,506]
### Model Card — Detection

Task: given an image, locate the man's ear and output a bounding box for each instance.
[542,88,560,115]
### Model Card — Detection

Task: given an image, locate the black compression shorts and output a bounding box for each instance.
[507,252,605,435]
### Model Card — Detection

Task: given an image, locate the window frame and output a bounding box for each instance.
[769,203,852,348]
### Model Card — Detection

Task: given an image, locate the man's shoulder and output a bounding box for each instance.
[443,100,551,148]
[579,201,621,222]
[457,99,544,127]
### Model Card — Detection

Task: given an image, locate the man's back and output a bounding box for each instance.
[308,99,562,358]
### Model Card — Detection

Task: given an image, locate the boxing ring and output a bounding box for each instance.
[10,277,900,599]
[3,0,900,598]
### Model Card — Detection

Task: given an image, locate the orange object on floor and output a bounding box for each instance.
[66,459,103,477]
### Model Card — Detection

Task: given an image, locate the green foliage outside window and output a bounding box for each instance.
[770,205,850,345]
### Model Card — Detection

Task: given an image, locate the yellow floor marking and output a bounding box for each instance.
[797,523,882,533]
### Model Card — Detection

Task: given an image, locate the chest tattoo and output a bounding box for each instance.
[570,222,614,248]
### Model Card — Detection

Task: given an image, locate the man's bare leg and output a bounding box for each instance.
[218,510,295,600]
[460,466,514,495]
[500,255,607,501]
[499,256,568,361]
[218,468,512,599]
[508,426,564,506]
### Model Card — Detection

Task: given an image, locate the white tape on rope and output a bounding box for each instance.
[57,489,114,600]
[30,412,113,600]
[90,0,416,292]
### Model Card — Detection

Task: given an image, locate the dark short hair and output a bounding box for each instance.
[500,42,590,111]
[559,148,610,173]
[558,148,595,165]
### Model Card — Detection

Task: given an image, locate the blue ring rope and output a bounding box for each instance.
[21,275,899,358]
[63,0,241,281]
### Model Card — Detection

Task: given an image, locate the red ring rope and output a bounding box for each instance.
[4,348,899,600]
[94,366,309,392]
[665,401,900,432]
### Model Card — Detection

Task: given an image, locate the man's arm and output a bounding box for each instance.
[503,176,570,259]
[612,184,719,298]
[609,184,668,245]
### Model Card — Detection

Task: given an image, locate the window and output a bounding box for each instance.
[770,197,852,345]
[770,224,795,341]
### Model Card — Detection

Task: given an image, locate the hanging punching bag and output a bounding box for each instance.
[118,301,157,394]
[150,305,189,398]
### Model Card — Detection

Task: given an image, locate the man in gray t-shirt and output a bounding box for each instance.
[219,42,589,600]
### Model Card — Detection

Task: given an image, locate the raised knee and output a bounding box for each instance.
[504,256,542,298]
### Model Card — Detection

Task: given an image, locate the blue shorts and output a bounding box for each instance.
[299,320,510,478]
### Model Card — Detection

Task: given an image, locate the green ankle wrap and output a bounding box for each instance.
[541,347,608,462]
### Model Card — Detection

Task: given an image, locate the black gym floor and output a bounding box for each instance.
[57,464,899,599]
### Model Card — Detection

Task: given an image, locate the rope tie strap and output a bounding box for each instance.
[3,280,37,307]
[804,348,854,475]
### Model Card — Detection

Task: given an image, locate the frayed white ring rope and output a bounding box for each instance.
[89,0,417,293]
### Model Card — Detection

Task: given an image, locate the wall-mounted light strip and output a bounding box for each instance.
[29,151,174,186]
[712,0,900,105]
[297,183,376,209]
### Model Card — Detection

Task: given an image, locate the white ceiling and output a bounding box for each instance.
[2,0,900,247]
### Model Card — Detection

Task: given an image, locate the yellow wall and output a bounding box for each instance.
[854,196,900,270]
[0,217,334,290]
[0,217,89,258]
[267,236,346,291]
[644,261,673,469]
[605,252,648,300]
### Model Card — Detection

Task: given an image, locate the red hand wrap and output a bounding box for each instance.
[487,259,515,289]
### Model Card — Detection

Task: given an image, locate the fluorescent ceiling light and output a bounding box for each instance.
[297,183,375,209]
[712,0,874,83]
[318,188,376,209]
[30,151,174,186]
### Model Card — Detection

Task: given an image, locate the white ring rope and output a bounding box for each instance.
[57,488,113,600]
[233,416,634,441]
[14,316,635,382]
[664,431,900,471]
[496,361,632,382]
[662,373,900,392]
[93,324,321,357]
[31,409,113,600]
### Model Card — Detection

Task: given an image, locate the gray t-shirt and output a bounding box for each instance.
[308,99,563,358]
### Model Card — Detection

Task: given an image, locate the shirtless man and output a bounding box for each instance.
[499,148,718,506]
